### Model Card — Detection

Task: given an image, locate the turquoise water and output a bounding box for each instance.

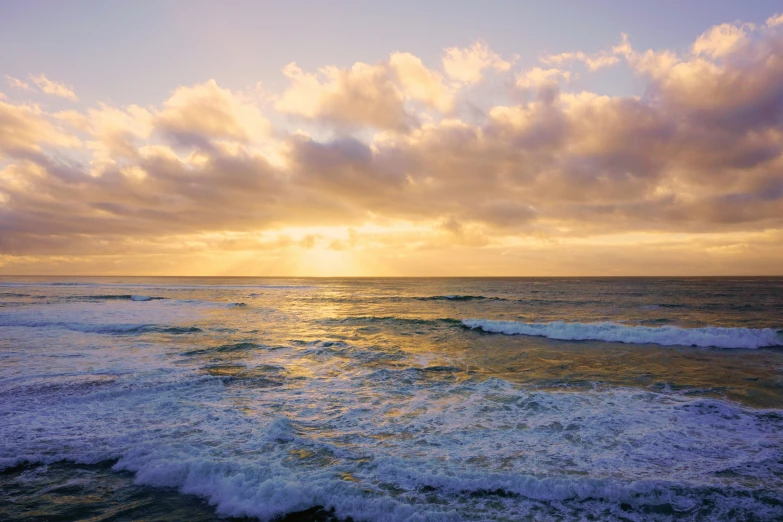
[1,277,782,520]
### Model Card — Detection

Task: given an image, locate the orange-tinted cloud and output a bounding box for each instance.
[30,74,78,100]
[442,40,511,83]
[1,18,783,274]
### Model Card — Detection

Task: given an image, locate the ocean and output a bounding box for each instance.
[1,277,782,521]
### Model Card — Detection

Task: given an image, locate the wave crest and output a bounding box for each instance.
[462,319,782,349]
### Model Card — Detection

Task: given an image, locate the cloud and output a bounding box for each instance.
[442,40,511,83]
[541,33,631,71]
[156,79,269,146]
[630,21,783,122]
[0,100,80,158]
[276,53,452,131]
[276,61,412,131]
[767,12,783,27]
[30,74,77,100]
[5,76,31,91]
[692,22,754,58]
[1,17,783,274]
[389,52,454,112]
[516,67,574,88]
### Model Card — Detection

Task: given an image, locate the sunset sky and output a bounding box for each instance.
[1,0,783,276]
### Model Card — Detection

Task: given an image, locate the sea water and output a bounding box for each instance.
[1,277,782,521]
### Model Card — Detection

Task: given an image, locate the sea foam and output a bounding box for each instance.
[462,319,782,349]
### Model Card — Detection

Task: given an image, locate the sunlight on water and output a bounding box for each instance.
[1,277,782,520]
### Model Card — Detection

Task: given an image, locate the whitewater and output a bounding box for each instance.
[1,277,782,521]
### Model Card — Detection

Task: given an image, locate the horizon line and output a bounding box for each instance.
[2,274,783,279]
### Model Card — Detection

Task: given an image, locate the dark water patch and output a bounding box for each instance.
[0,375,118,400]
[640,318,673,325]
[202,363,285,377]
[367,366,470,386]
[181,341,261,357]
[529,379,597,391]
[326,316,462,328]
[278,506,347,521]
[729,303,768,312]
[74,294,168,301]
[417,295,505,302]
[299,341,409,367]
[202,363,287,387]
[407,476,783,521]
[420,365,464,373]
[302,340,352,354]
[0,301,27,308]
[0,292,29,298]
[641,303,687,310]
[150,326,203,335]
[0,461,236,522]
[514,298,605,306]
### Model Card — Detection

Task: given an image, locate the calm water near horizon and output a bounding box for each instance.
[1,277,782,520]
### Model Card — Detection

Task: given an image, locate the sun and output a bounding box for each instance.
[292,246,366,277]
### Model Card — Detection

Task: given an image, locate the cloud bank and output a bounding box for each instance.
[1,17,783,275]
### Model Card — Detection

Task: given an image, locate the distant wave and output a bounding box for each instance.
[61,295,243,307]
[107,284,315,290]
[66,294,169,301]
[130,295,163,302]
[182,342,261,356]
[417,295,505,301]
[462,319,783,349]
[328,316,463,327]
[0,319,202,335]
[0,282,313,290]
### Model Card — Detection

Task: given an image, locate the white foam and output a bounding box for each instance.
[130,295,153,301]
[462,319,783,349]
[0,299,207,337]
[2,279,783,520]
[3,371,781,520]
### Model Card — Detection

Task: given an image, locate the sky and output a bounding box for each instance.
[1,1,782,276]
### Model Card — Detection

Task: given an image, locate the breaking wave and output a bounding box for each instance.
[462,319,783,349]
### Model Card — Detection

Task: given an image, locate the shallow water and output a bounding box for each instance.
[1,277,782,520]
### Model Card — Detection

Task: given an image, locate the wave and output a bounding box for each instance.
[130,295,164,302]
[0,282,314,290]
[462,319,783,349]
[94,284,315,290]
[181,342,261,356]
[171,299,248,308]
[66,294,169,301]
[417,295,504,301]
[0,319,202,335]
[61,295,243,307]
[327,316,463,327]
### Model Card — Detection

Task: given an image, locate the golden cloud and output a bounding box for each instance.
[1,18,783,274]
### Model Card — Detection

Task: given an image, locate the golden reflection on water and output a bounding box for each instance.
[188,315,783,409]
[462,337,783,408]
[3,277,782,521]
